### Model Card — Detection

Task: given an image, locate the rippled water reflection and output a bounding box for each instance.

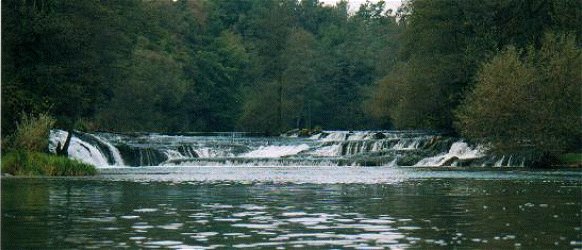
[2,167,581,249]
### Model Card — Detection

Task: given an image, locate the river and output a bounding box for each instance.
[2,167,581,249]
[2,131,581,249]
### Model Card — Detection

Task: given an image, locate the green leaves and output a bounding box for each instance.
[456,33,582,156]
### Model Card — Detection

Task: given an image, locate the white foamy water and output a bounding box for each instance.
[195,147,234,158]
[310,144,342,157]
[321,132,349,142]
[68,138,111,167]
[92,134,125,166]
[49,130,124,167]
[242,144,310,158]
[49,129,519,168]
[415,141,485,167]
[162,149,183,160]
[392,138,421,150]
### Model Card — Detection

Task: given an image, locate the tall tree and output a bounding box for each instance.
[238,0,296,132]
[2,0,136,134]
[281,28,318,129]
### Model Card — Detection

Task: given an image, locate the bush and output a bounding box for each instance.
[1,151,96,176]
[456,33,582,158]
[5,113,55,152]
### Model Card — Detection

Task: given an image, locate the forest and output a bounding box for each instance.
[2,0,581,158]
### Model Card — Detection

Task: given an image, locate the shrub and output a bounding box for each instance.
[5,113,55,152]
[1,151,96,176]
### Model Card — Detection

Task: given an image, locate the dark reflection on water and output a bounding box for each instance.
[2,169,581,249]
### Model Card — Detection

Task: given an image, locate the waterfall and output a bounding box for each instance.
[321,131,349,142]
[494,156,505,167]
[414,141,485,167]
[392,138,422,150]
[310,144,342,157]
[242,144,310,158]
[91,134,125,166]
[49,130,124,167]
[48,130,521,168]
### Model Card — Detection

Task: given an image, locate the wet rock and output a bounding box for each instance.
[282,129,300,137]
[441,156,459,166]
[372,132,386,139]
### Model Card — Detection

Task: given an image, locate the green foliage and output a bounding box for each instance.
[1,150,96,176]
[364,64,406,128]
[2,0,402,133]
[456,33,582,156]
[238,82,281,134]
[2,0,579,148]
[97,37,189,131]
[237,0,401,132]
[280,28,318,129]
[559,153,582,166]
[5,113,55,152]
[367,0,582,131]
[1,0,137,133]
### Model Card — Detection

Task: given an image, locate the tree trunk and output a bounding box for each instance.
[57,129,73,157]
[278,74,283,132]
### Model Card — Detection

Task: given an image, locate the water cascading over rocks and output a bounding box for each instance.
[48,130,523,168]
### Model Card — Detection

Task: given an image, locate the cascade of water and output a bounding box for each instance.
[49,130,112,167]
[494,156,505,167]
[70,137,111,166]
[91,134,125,166]
[386,158,398,167]
[175,145,196,158]
[414,141,485,167]
[310,144,342,157]
[371,141,384,152]
[139,149,154,166]
[48,130,502,168]
[163,149,184,161]
[195,148,213,158]
[242,144,310,158]
[347,132,368,141]
[321,132,348,142]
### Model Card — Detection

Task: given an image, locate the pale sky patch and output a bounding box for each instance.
[319,0,403,14]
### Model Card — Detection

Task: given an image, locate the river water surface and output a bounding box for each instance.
[2,166,581,249]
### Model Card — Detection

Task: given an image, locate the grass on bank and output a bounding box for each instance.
[558,153,582,167]
[1,150,96,176]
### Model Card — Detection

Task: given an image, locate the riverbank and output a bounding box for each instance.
[1,151,96,176]
[557,153,582,167]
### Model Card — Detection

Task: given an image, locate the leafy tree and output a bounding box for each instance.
[2,0,135,134]
[281,28,319,129]
[368,0,581,131]
[364,64,408,128]
[3,0,405,134]
[238,0,296,132]
[456,33,581,157]
[238,81,281,134]
[97,38,188,131]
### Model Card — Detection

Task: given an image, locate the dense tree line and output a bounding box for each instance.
[368,0,581,158]
[2,0,401,135]
[2,0,580,158]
